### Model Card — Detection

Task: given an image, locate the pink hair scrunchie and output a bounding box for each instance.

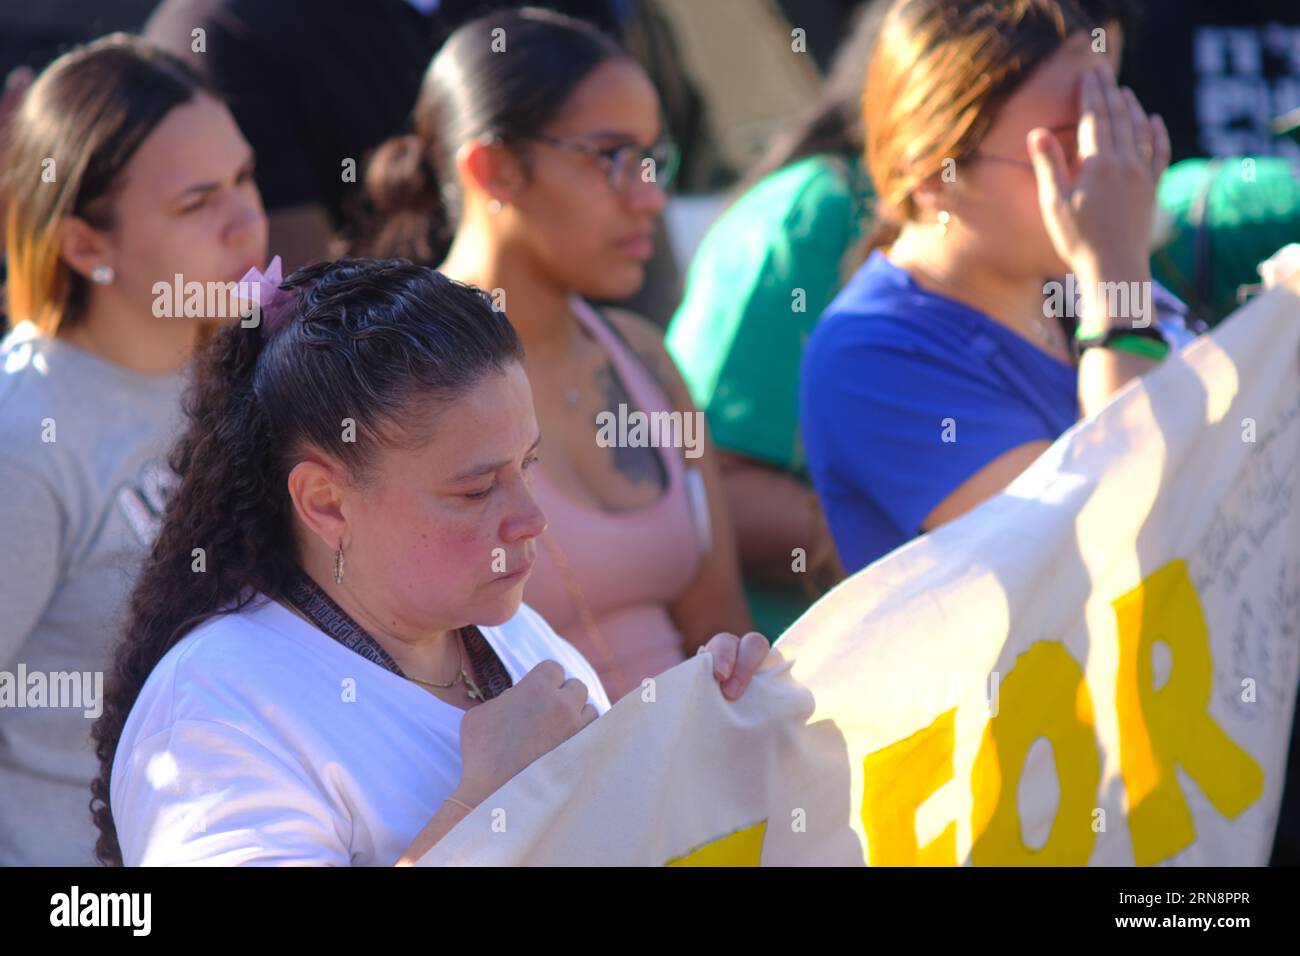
[237,255,297,337]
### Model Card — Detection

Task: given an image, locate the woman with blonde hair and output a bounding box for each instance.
[0,34,267,864]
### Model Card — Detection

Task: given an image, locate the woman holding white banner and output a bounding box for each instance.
[90,258,768,867]
[801,0,1199,575]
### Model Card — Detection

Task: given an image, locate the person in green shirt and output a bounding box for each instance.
[1150,156,1300,326]
[666,4,882,640]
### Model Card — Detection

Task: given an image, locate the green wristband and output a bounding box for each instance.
[1106,334,1170,361]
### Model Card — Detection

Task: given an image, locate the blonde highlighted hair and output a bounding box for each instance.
[860,0,1119,256]
[2,33,210,335]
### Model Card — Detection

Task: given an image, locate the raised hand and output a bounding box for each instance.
[1028,66,1170,323]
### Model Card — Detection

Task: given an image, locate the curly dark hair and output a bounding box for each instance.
[89,257,523,865]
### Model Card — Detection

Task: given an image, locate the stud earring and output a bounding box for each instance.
[91,265,114,285]
[487,198,503,215]
[334,546,345,584]
[934,211,950,237]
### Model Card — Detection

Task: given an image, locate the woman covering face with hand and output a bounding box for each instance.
[351,8,754,702]
[0,35,267,865]
[801,0,1195,574]
[91,258,768,867]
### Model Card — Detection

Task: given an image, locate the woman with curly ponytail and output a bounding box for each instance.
[92,257,769,866]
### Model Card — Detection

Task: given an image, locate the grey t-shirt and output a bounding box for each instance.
[0,325,187,865]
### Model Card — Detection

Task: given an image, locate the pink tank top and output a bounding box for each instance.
[523,298,703,703]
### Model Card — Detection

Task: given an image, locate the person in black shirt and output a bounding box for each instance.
[144,0,442,271]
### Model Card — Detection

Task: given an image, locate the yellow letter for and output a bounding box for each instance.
[861,708,957,865]
[1114,559,1264,865]
[970,642,1100,865]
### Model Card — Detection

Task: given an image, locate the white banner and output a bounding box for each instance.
[419,276,1300,866]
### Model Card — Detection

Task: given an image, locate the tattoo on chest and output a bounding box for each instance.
[593,363,668,489]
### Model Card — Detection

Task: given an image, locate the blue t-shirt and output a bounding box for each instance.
[801,250,1080,574]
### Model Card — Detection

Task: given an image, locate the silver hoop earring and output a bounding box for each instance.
[91,265,114,285]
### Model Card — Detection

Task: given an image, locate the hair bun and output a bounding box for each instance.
[365,133,438,215]
[351,133,445,263]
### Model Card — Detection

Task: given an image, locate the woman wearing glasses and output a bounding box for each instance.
[801,0,1194,574]
[351,8,752,702]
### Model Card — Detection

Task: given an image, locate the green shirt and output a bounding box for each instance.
[667,153,872,637]
[1151,157,1300,326]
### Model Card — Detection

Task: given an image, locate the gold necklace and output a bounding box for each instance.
[281,598,484,701]
[404,633,485,702]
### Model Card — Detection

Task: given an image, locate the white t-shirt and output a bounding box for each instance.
[110,595,610,866]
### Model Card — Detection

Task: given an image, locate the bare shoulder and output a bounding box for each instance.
[601,306,666,354]
[599,306,693,411]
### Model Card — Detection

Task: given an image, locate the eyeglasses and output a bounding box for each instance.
[525,133,680,193]
[967,125,1081,171]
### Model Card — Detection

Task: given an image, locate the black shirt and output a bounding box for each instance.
[144,0,629,230]
[145,0,441,227]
